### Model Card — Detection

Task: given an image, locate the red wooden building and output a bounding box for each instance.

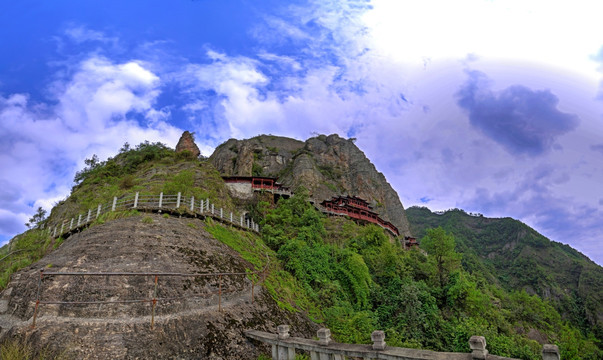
[403,236,419,249]
[320,195,399,236]
[222,176,290,192]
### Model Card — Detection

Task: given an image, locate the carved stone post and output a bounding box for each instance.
[542,344,560,360]
[273,325,295,360]
[317,328,331,346]
[277,325,290,340]
[469,336,488,359]
[371,330,386,350]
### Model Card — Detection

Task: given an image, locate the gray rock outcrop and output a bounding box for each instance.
[175,131,201,157]
[210,134,411,237]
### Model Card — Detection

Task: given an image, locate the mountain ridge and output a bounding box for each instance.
[406,206,603,337]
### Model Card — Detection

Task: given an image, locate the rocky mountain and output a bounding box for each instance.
[2,135,601,359]
[210,134,411,237]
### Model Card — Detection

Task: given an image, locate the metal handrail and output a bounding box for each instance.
[31,257,270,329]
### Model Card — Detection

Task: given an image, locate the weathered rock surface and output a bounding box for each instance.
[175,131,201,157]
[0,214,317,359]
[210,134,411,236]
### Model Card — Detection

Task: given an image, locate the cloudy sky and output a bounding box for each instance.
[1,0,602,265]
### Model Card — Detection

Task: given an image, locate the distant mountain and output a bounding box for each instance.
[406,206,603,339]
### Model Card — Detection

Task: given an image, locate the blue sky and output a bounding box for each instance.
[1,0,602,265]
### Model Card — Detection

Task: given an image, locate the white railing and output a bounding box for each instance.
[246,325,562,360]
[42,192,261,240]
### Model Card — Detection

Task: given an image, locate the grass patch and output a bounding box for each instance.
[204,223,323,321]
[0,337,67,360]
[142,216,154,224]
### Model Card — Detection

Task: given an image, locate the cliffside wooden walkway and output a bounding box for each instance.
[42,192,261,241]
[311,200,399,237]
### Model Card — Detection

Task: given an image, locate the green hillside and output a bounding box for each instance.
[406,206,603,352]
[1,141,602,359]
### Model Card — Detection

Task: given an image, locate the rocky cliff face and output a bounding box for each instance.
[210,134,411,237]
[1,215,317,359]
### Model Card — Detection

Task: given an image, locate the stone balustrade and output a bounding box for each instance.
[245,325,562,360]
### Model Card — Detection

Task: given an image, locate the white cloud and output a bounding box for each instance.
[64,25,118,45]
[364,0,603,79]
[0,56,182,242]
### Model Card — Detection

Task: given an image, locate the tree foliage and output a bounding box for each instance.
[25,207,47,229]
[258,199,601,358]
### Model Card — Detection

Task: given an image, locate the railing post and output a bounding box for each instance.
[158,192,163,208]
[176,192,181,208]
[542,344,560,360]
[240,215,243,227]
[151,275,158,330]
[246,219,250,228]
[86,209,91,223]
[311,328,333,360]
[218,274,222,312]
[133,192,139,208]
[230,212,233,223]
[469,336,488,359]
[190,196,194,211]
[112,197,117,211]
[60,223,64,235]
[77,214,82,227]
[317,328,331,346]
[31,270,43,329]
[372,330,386,350]
[211,204,214,215]
[206,198,209,212]
[199,199,204,213]
[96,204,101,219]
[220,208,223,218]
[53,226,57,237]
[275,325,295,360]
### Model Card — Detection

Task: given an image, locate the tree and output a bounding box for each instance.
[421,227,461,290]
[25,206,47,229]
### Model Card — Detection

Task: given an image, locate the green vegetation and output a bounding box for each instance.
[316,163,342,181]
[205,221,321,319]
[0,229,51,289]
[3,139,602,359]
[406,206,603,359]
[253,194,602,359]
[25,207,47,229]
[252,162,263,176]
[0,336,66,359]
